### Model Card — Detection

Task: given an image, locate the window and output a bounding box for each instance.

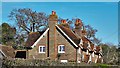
[58,45,65,53]
[39,46,45,53]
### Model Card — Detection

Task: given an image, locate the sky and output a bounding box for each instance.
[1,2,119,45]
[1,0,120,2]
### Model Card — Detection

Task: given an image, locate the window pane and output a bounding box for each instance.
[59,46,62,51]
[43,47,45,52]
[40,47,42,52]
[62,46,65,51]
[58,45,65,53]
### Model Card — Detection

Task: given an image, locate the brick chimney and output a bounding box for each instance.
[74,19,83,37]
[81,25,87,36]
[61,20,67,24]
[52,11,56,15]
[49,11,58,21]
[48,11,58,60]
[75,19,82,29]
[61,19,70,28]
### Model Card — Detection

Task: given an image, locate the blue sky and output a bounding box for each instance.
[1,0,120,2]
[1,2,118,45]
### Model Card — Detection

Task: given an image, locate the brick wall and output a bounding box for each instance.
[55,30,77,62]
[28,32,48,59]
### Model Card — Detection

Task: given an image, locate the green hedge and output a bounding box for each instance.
[1,58,119,68]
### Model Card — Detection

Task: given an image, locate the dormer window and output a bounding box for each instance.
[39,46,45,53]
[58,45,65,53]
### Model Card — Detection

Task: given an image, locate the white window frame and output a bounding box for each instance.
[58,45,65,53]
[39,46,46,53]
[60,60,68,63]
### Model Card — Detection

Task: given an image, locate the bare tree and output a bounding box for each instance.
[92,37,101,45]
[8,8,48,34]
[85,25,97,39]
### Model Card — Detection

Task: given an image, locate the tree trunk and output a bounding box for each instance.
[33,23,35,32]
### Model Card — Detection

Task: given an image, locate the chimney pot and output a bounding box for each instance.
[78,19,80,22]
[61,20,66,23]
[76,19,81,23]
[52,11,56,15]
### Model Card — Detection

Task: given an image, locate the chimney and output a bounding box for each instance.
[82,25,87,36]
[48,11,58,60]
[52,11,56,15]
[75,19,82,26]
[76,19,81,23]
[74,19,83,37]
[61,19,70,28]
[61,20,67,24]
[49,11,58,21]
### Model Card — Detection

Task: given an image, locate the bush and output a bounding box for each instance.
[97,63,108,68]
[1,58,119,67]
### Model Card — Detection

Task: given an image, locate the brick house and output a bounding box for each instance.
[23,11,103,63]
[73,19,103,63]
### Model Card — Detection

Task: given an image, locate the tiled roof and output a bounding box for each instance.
[95,46,101,53]
[82,42,88,50]
[82,36,101,54]
[82,36,94,51]
[25,32,44,47]
[60,23,70,28]
[89,42,94,51]
[82,36,89,42]
[0,45,15,58]
[57,25,80,47]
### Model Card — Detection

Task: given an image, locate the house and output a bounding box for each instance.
[73,19,103,63]
[18,11,103,63]
[25,11,80,63]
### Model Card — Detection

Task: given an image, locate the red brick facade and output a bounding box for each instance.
[27,11,103,63]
